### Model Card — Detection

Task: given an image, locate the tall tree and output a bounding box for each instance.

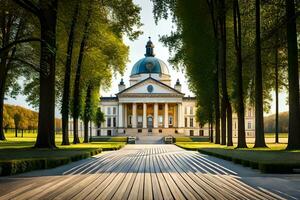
[61,1,80,145]
[13,0,58,148]
[218,0,233,146]
[207,0,220,144]
[286,0,300,150]
[0,1,39,141]
[72,4,92,144]
[254,0,267,148]
[83,84,92,143]
[233,0,247,148]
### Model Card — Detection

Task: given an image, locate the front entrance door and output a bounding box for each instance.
[147,116,153,128]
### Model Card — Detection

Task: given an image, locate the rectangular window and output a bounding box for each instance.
[248,122,251,129]
[248,108,252,117]
[113,117,116,127]
[190,118,194,127]
[107,118,111,127]
[185,107,187,114]
[190,107,193,115]
[107,107,111,115]
[185,118,188,127]
[113,107,116,115]
[107,130,111,136]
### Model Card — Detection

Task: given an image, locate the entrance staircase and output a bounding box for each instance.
[135,135,164,144]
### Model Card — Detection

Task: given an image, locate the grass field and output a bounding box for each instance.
[0,132,125,160]
[175,142,288,151]
[175,139,300,173]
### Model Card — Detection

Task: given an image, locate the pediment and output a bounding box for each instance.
[117,77,183,97]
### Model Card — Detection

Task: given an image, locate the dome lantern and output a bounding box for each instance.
[145,37,155,57]
[130,38,170,77]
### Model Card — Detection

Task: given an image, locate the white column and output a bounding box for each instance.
[178,103,184,127]
[154,103,158,128]
[132,103,137,128]
[124,104,127,128]
[118,103,123,128]
[143,103,147,128]
[164,103,169,128]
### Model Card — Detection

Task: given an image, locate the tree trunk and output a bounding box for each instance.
[83,119,89,143]
[275,40,279,144]
[227,103,233,146]
[286,0,300,150]
[221,99,226,145]
[219,0,230,146]
[0,70,7,140]
[72,5,92,144]
[214,48,220,144]
[254,0,266,148]
[83,84,92,143]
[61,1,80,146]
[233,0,247,148]
[35,0,58,149]
[73,118,80,144]
[209,111,213,143]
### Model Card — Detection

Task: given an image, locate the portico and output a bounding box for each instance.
[118,102,183,132]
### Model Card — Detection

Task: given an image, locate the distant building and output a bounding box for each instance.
[69,38,255,138]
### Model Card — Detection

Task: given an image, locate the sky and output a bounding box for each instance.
[5,0,288,116]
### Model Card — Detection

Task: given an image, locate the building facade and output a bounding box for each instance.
[69,38,255,138]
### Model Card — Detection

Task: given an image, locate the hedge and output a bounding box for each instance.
[0,148,102,176]
[174,136,210,143]
[198,149,300,173]
[90,136,128,142]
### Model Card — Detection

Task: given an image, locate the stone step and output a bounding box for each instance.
[135,136,164,144]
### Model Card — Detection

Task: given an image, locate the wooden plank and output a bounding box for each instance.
[105,149,145,200]
[56,152,131,200]
[111,150,143,200]
[154,153,186,200]
[127,151,146,200]
[149,148,164,200]
[82,150,140,199]
[0,145,285,200]
[143,151,153,200]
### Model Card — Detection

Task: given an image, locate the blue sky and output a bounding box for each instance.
[5,0,288,116]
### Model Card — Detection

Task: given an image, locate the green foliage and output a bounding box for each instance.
[264,112,288,133]
[198,147,300,173]
[3,104,38,130]
[94,107,105,126]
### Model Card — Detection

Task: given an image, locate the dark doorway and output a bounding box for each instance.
[190,130,194,136]
[147,116,153,128]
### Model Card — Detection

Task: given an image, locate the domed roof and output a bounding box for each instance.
[130,37,170,76]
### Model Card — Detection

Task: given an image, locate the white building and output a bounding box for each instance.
[70,38,255,139]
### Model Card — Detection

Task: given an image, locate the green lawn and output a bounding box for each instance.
[264,132,288,138]
[175,140,300,173]
[0,132,125,160]
[175,142,288,151]
[0,131,126,176]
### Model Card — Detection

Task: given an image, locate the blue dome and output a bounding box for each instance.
[130,37,169,76]
[130,56,169,76]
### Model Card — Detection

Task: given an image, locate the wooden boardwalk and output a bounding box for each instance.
[0,145,285,200]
